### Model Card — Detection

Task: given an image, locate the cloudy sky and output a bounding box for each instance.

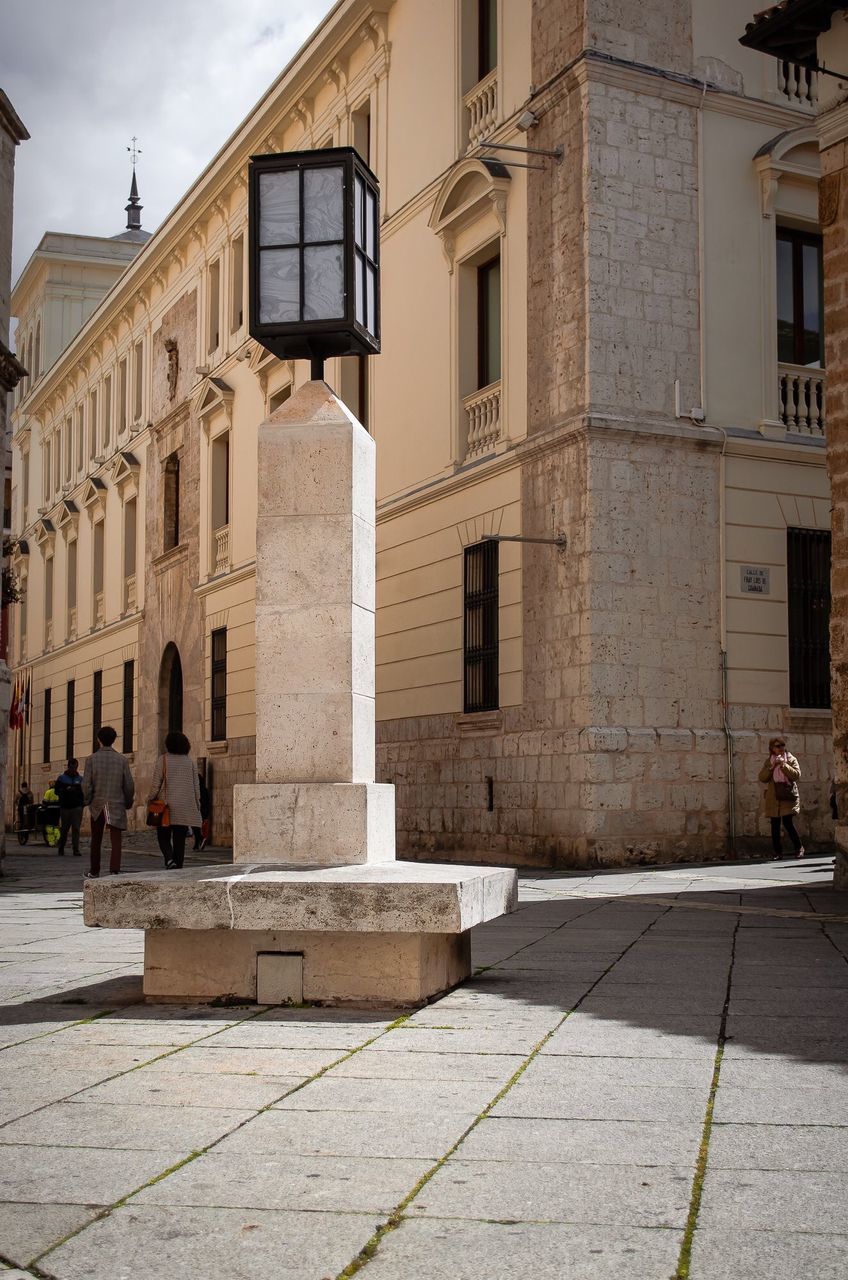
[2,0,336,287]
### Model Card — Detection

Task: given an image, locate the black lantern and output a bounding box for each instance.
[248,147,380,379]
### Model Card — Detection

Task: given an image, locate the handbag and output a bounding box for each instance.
[775,780,796,804]
[146,757,170,827]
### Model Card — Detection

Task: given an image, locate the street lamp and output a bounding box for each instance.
[249,147,381,380]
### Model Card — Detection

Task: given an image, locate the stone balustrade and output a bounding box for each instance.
[214,524,230,576]
[463,381,501,460]
[778,364,826,438]
[464,69,497,149]
[777,60,818,107]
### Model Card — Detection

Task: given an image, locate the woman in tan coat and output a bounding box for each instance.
[758,735,804,859]
[147,731,202,870]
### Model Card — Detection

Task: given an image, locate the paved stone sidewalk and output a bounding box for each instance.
[1,846,847,1278]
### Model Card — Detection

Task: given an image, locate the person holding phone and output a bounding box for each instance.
[759,736,804,860]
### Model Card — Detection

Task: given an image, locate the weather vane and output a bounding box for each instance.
[127,136,142,169]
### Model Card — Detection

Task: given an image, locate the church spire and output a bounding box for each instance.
[125,136,143,232]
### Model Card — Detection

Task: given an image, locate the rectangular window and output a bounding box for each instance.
[45,555,54,627]
[93,521,104,596]
[463,540,499,713]
[67,539,77,614]
[124,497,137,578]
[3,475,10,530]
[92,669,102,749]
[43,440,51,504]
[64,416,72,483]
[777,227,824,368]
[208,258,221,354]
[43,686,51,764]
[89,389,98,459]
[211,627,227,741]
[788,528,831,708]
[21,451,29,521]
[122,659,134,754]
[352,101,372,167]
[133,340,143,421]
[54,431,61,492]
[477,256,501,389]
[211,433,230,531]
[230,235,244,333]
[66,678,75,760]
[478,0,497,80]
[103,375,112,449]
[76,405,85,473]
[19,578,27,658]
[118,358,128,433]
[164,454,180,551]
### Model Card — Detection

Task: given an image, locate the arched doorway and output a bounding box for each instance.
[159,643,183,740]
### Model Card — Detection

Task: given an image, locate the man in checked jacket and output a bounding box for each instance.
[82,726,135,878]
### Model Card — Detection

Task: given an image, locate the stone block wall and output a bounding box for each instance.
[207,735,255,845]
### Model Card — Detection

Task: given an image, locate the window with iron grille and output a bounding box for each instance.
[211,627,227,741]
[43,687,51,765]
[463,540,499,713]
[788,528,831,708]
[92,670,102,750]
[122,660,134,754]
[65,679,75,760]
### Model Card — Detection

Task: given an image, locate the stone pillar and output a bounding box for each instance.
[233,381,395,865]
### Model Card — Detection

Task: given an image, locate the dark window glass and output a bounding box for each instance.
[43,687,51,765]
[65,679,75,760]
[788,528,831,709]
[211,627,227,742]
[478,256,501,389]
[463,541,499,713]
[478,0,497,79]
[164,455,180,552]
[92,670,102,750]
[776,228,824,367]
[122,660,134,754]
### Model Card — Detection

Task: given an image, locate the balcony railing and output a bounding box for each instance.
[463,381,501,460]
[777,60,818,107]
[94,591,104,628]
[465,68,498,149]
[213,524,230,576]
[778,365,826,438]
[125,573,136,614]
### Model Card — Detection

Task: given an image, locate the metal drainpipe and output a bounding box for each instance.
[721,647,737,858]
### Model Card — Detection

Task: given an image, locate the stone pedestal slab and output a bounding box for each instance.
[233,782,396,865]
[142,927,471,1006]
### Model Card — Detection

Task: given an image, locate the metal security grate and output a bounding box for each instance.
[787,528,831,709]
[464,540,499,713]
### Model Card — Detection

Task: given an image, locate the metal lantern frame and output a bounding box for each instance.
[248,147,381,377]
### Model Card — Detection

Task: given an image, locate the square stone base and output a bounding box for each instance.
[233,782,396,865]
[143,927,471,1007]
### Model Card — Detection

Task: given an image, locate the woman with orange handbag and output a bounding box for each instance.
[147,731,202,869]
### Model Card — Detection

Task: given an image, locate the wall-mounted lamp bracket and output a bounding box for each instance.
[482,533,567,550]
[478,139,563,163]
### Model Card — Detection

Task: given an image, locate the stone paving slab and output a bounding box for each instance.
[40,1204,378,1280]
[363,1219,684,1279]
[490,1081,709,1123]
[688,1227,848,1280]
[214,1105,480,1160]
[76,1068,306,1111]
[699,1168,848,1233]
[0,1100,251,1151]
[458,1116,700,1166]
[712,1086,848,1126]
[133,1151,433,1213]
[709,1123,848,1171]
[271,1075,498,1116]
[0,1144,189,1205]
[406,1158,694,1227]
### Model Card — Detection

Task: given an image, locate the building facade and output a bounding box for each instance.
[6,0,836,865]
